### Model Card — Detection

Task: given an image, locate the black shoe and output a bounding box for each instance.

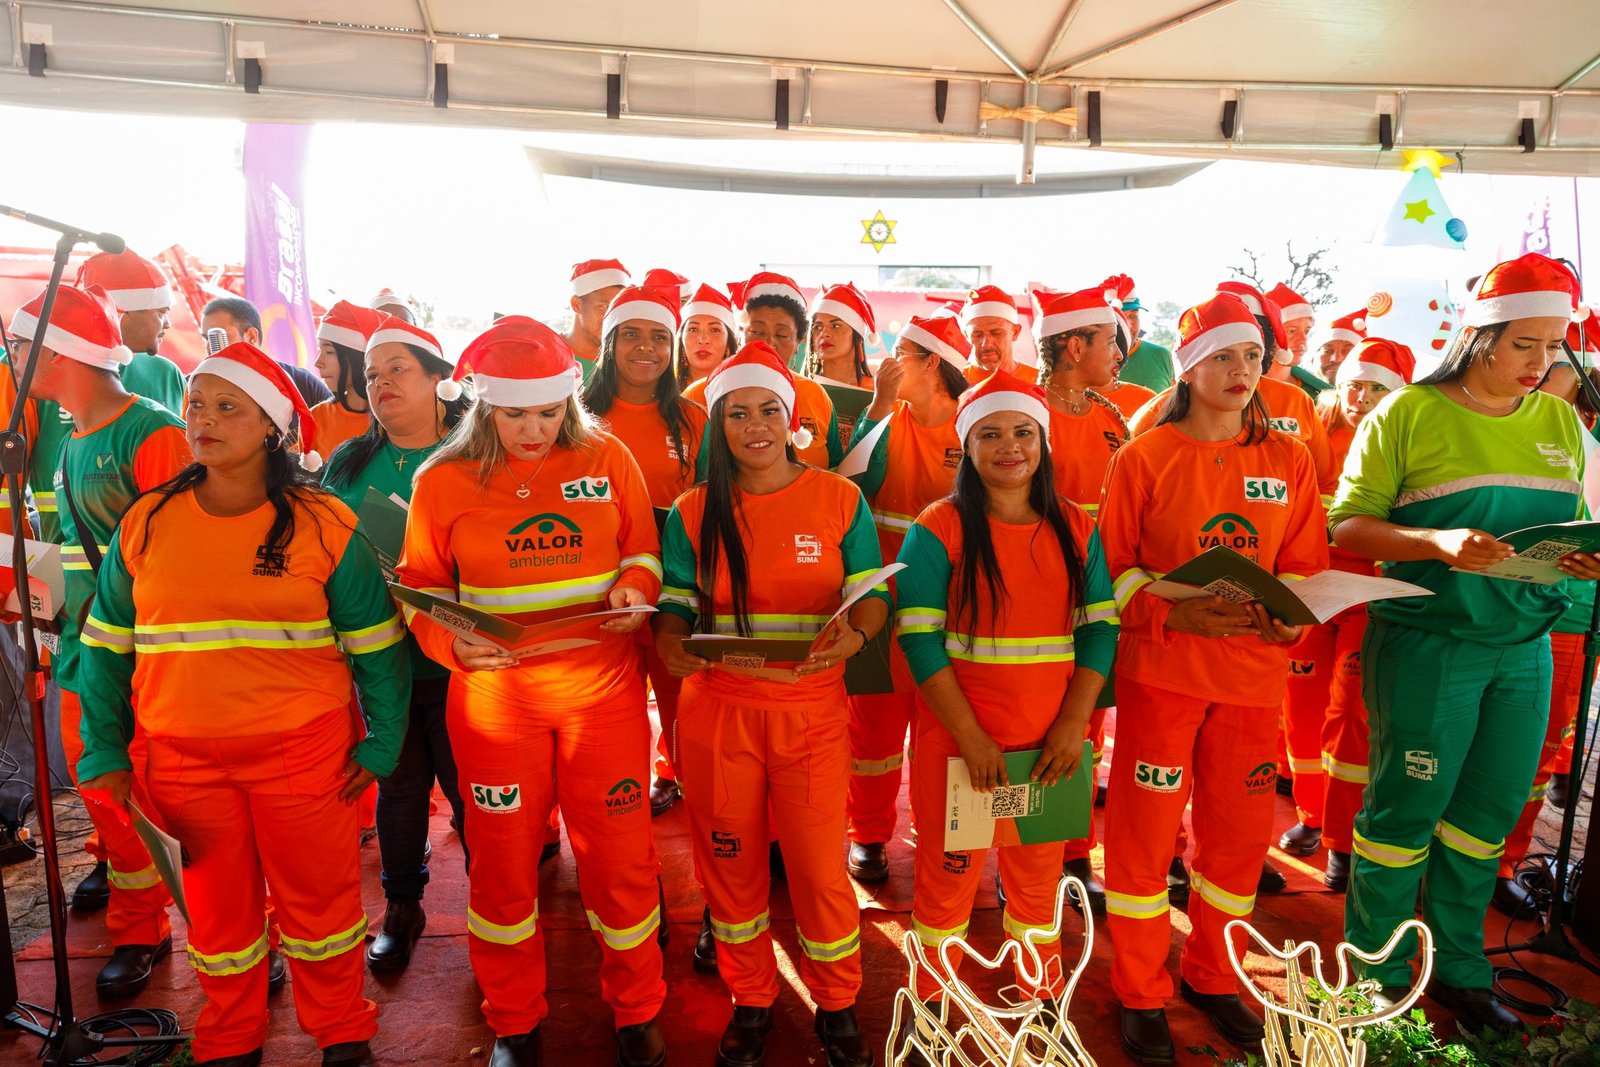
[617,1016,666,1067]
[196,1052,264,1066]
[1548,772,1570,812]
[1278,822,1322,856]
[1119,1006,1176,1065]
[1063,857,1106,916]
[367,898,426,974]
[71,860,110,912]
[649,778,679,817]
[1323,850,1351,892]
[267,949,287,995]
[1275,772,1295,798]
[1096,782,1108,807]
[539,840,560,866]
[1427,981,1522,1034]
[491,1028,543,1067]
[1492,875,1538,918]
[769,840,787,882]
[717,1005,773,1067]
[891,1009,936,1067]
[814,1005,873,1067]
[1180,979,1265,1046]
[1258,860,1287,895]
[322,1040,374,1066]
[694,906,719,974]
[95,936,172,998]
[847,842,888,883]
[1167,858,1191,907]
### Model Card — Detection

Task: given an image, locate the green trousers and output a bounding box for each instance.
[1345,619,1551,989]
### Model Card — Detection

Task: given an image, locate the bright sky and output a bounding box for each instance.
[2,103,1595,359]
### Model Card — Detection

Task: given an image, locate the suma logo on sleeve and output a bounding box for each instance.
[1243,476,1288,506]
[560,476,612,502]
[1133,760,1184,792]
[472,783,522,813]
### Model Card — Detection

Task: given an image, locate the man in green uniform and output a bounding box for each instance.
[76,248,187,415]
[1116,294,1174,394]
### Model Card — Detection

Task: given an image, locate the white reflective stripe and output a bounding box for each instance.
[871,508,915,532]
[1190,872,1256,917]
[459,570,618,613]
[1287,755,1323,775]
[338,616,406,654]
[61,544,109,570]
[108,863,162,890]
[912,918,970,943]
[1113,568,1156,610]
[620,552,663,579]
[1081,600,1120,626]
[895,608,947,631]
[187,926,270,977]
[709,614,831,638]
[1104,889,1169,919]
[133,620,336,652]
[1352,830,1428,869]
[710,911,770,945]
[81,616,134,653]
[945,633,1074,663]
[659,586,700,611]
[1001,911,1056,942]
[796,926,861,962]
[1434,819,1504,860]
[1394,473,1579,510]
[1321,752,1369,784]
[851,753,904,776]
[468,904,539,945]
[586,905,661,951]
[279,915,368,961]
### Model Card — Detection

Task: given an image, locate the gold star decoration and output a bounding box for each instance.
[861,210,897,253]
[1403,198,1435,223]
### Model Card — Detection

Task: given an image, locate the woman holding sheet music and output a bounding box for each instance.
[654,342,888,1067]
[893,369,1116,1032]
[320,314,469,978]
[396,317,668,1067]
[1329,253,1600,1034]
[1096,292,1326,1064]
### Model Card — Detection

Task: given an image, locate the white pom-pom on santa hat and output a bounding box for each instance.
[790,426,814,451]
[436,378,464,402]
[300,450,324,473]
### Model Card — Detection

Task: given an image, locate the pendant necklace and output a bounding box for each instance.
[505,451,552,499]
[1046,383,1088,415]
[392,444,431,472]
[1458,381,1519,414]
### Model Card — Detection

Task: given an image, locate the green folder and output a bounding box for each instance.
[845,627,894,694]
[356,487,408,582]
[943,742,1092,850]
[1468,520,1600,585]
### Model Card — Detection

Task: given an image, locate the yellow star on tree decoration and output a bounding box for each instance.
[861,210,897,253]
[1403,198,1435,223]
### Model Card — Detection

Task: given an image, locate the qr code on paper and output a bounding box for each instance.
[988,784,1032,818]
[1203,578,1258,603]
[1518,538,1584,563]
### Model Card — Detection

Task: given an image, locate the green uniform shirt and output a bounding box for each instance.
[120,351,186,415]
[325,438,447,679]
[1119,339,1175,393]
[2,358,73,543]
[1329,385,1585,645]
[1291,365,1332,398]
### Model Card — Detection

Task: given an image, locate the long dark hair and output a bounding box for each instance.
[1039,328,1130,439]
[947,443,1086,646]
[324,339,369,412]
[696,395,800,637]
[806,328,872,385]
[322,343,468,492]
[674,323,740,389]
[582,326,694,480]
[1155,381,1271,445]
[1416,322,1508,386]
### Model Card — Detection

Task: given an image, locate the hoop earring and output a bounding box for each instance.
[265,432,283,453]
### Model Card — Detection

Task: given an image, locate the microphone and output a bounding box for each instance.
[0,203,124,253]
[205,328,229,356]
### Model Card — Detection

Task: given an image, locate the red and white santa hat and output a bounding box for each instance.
[440,316,576,408]
[1215,281,1286,349]
[954,368,1051,444]
[1034,285,1121,339]
[813,282,876,339]
[192,341,322,470]
[602,285,682,339]
[898,310,971,370]
[10,284,132,371]
[1463,253,1585,328]
[961,284,1020,326]
[703,341,813,450]
[369,288,415,316]
[1324,310,1368,347]
[317,300,387,352]
[75,250,173,312]
[681,284,738,332]
[366,315,447,364]
[571,259,631,297]
[735,271,806,310]
[643,268,694,302]
[1336,338,1416,393]
[1267,283,1313,324]
[1174,293,1264,375]
[1568,314,1600,365]
[1101,274,1139,312]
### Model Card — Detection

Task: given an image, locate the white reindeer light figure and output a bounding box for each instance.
[887,876,1098,1067]
[1223,918,1434,1067]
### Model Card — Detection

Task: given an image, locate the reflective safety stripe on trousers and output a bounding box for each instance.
[279,915,369,962]
[107,862,163,891]
[1351,830,1428,869]
[468,904,539,946]
[586,905,662,952]
[851,753,904,777]
[797,926,861,962]
[911,917,970,944]
[1190,872,1256,917]
[188,924,270,976]
[1321,752,1369,784]
[1434,819,1504,861]
[709,911,770,945]
[1104,888,1169,920]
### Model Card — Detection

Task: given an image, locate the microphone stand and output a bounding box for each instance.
[0,216,186,1063]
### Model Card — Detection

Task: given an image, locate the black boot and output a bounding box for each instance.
[71,860,110,912]
[321,1040,374,1066]
[1119,1006,1175,1065]
[694,906,719,974]
[847,842,888,882]
[1323,850,1351,892]
[616,1016,666,1067]
[649,777,679,817]
[490,1028,543,1067]
[95,936,172,998]
[814,1005,873,1067]
[1166,857,1191,907]
[1278,822,1322,856]
[1257,859,1287,895]
[1548,772,1571,812]
[1062,857,1106,915]
[716,1005,772,1067]
[1428,982,1522,1034]
[366,898,426,974]
[891,1009,936,1067]
[267,950,287,995]
[1180,978,1265,1046]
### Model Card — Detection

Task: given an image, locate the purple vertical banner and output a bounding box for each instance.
[242,123,315,368]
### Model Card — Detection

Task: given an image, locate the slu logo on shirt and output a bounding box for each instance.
[1133,760,1184,792]
[1196,513,1260,552]
[1269,417,1301,435]
[606,777,644,816]
[795,534,822,564]
[1404,750,1438,781]
[560,477,612,502]
[1244,476,1288,506]
[472,783,522,813]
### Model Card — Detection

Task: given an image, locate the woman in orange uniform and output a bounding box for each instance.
[1099,293,1327,1063]
[807,282,876,388]
[896,370,1116,1026]
[310,300,382,455]
[1279,339,1415,889]
[675,282,740,390]
[656,342,888,1067]
[399,318,667,1067]
[579,284,708,815]
[842,310,969,880]
[76,342,411,1067]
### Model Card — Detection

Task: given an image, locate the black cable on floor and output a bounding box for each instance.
[9,1003,184,1065]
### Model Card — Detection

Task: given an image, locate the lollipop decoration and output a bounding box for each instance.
[1365,292,1393,317]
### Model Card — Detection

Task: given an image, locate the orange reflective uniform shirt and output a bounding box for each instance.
[397,431,661,706]
[964,363,1037,387]
[309,400,372,459]
[1323,418,1373,574]
[1047,399,1128,514]
[1103,381,1155,419]
[599,397,709,509]
[1097,423,1329,706]
[682,376,837,469]
[852,400,961,563]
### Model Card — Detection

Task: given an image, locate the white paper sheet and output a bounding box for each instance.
[1290,570,1432,623]
[833,411,893,479]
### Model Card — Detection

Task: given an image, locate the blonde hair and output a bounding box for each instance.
[418,394,596,486]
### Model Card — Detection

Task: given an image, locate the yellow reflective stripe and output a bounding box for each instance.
[586,905,661,951]
[797,926,861,962]
[851,753,903,776]
[844,568,889,594]
[61,544,110,570]
[1105,889,1169,919]
[1287,755,1323,776]
[1321,752,1369,784]
[1002,911,1056,942]
[1191,872,1256,918]
[81,615,134,653]
[945,633,1074,664]
[912,918,970,943]
[468,904,539,946]
[1113,567,1156,610]
[1319,494,1336,510]
[620,552,662,579]
[1279,573,1307,583]
[710,613,832,639]
[895,607,946,632]
[108,863,162,891]
[133,619,336,653]
[659,585,699,611]
[1352,830,1428,869]
[338,615,405,654]
[188,926,269,977]
[1528,781,1549,802]
[710,911,770,945]
[460,569,619,613]
[280,915,368,962]
[1082,599,1120,626]
[871,507,915,533]
[35,492,56,508]
[1434,820,1504,861]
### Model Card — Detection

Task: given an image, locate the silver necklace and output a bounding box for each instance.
[1459,381,1519,414]
[505,451,552,499]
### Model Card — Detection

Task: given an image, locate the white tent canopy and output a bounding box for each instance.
[3,0,1599,178]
